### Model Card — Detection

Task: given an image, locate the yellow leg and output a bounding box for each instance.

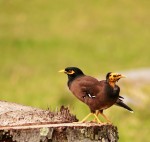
[79,112,102,123]
[99,111,111,123]
[93,110,100,122]
[80,113,93,123]
[93,113,102,123]
[96,110,100,116]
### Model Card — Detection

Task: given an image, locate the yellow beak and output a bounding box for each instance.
[119,74,126,78]
[58,69,66,73]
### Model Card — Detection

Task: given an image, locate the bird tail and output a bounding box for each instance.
[115,100,133,113]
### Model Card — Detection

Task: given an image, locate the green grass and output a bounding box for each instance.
[0,0,150,141]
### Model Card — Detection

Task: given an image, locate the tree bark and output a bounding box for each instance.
[0,101,118,142]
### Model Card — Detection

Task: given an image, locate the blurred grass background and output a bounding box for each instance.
[0,0,150,141]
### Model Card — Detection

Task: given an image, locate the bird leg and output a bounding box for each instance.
[73,113,92,124]
[98,111,111,123]
[80,113,93,123]
[93,113,101,123]
[80,112,102,123]
[93,110,100,122]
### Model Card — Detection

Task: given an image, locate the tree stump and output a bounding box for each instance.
[0,101,119,142]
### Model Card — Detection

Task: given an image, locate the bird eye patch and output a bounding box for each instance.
[67,70,75,74]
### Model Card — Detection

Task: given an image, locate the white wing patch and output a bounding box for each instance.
[87,93,96,98]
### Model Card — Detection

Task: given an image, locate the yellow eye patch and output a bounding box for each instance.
[67,70,75,75]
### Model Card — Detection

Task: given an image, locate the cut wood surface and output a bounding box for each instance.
[0,101,119,142]
[0,101,77,127]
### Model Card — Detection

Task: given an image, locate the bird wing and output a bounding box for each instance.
[70,76,120,113]
[69,76,101,101]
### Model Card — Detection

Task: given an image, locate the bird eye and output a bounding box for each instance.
[67,70,75,74]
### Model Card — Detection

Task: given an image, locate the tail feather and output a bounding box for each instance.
[115,99,133,113]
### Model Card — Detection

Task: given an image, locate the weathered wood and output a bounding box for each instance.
[0,101,77,126]
[0,101,119,142]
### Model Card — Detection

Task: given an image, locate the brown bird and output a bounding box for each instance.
[105,72,133,113]
[94,72,133,122]
[59,67,132,123]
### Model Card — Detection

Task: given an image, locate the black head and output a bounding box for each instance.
[59,67,84,84]
[64,67,84,76]
[106,72,112,82]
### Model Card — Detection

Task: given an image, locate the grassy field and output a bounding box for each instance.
[0,0,150,141]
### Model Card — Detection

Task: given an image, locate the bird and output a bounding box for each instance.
[94,72,133,122]
[59,67,133,123]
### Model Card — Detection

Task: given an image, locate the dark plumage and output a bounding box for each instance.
[116,96,133,112]
[105,72,133,113]
[59,67,133,123]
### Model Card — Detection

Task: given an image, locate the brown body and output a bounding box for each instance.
[69,75,119,113]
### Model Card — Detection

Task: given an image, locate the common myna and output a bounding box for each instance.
[94,72,133,122]
[59,67,132,123]
[105,72,133,114]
